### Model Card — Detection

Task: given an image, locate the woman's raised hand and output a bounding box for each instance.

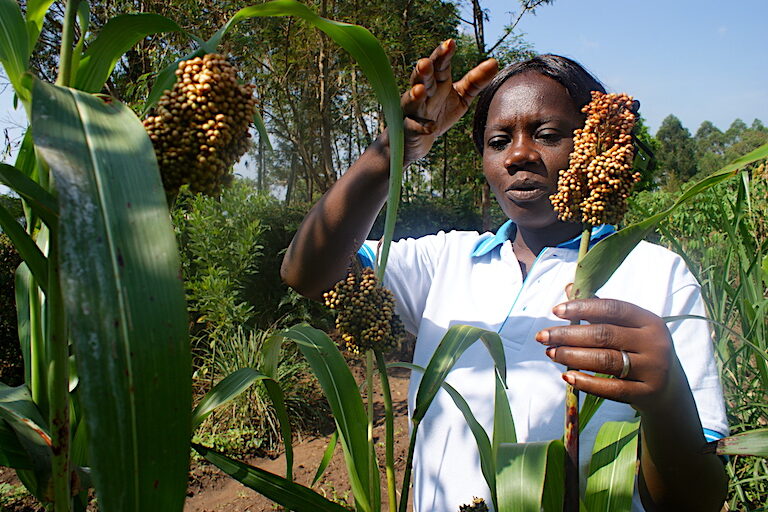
[402,39,499,165]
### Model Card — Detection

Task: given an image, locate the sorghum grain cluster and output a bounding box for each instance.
[459,497,489,512]
[143,54,257,196]
[323,266,405,355]
[550,91,639,226]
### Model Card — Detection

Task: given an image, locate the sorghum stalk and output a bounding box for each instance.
[552,91,639,511]
[375,350,397,512]
[399,420,420,512]
[366,349,378,508]
[564,226,592,512]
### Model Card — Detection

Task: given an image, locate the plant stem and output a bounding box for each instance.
[366,349,378,510]
[375,351,397,512]
[398,419,419,512]
[28,277,47,413]
[48,232,70,512]
[56,0,81,87]
[564,226,592,512]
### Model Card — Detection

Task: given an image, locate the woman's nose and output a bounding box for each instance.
[504,137,539,170]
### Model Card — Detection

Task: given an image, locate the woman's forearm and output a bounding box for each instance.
[638,362,727,511]
[280,131,392,300]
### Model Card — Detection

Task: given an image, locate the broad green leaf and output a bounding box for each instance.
[204,0,403,278]
[192,368,271,430]
[584,420,639,512]
[193,443,350,512]
[0,383,52,495]
[413,324,506,422]
[708,428,768,457]
[573,142,768,298]
[493,369,516,449]
[15,263,32,384]
[496,440,565,512]
[74,14,182,93]
[0,418,33,469]
[393,361,498,506]
[32,79,190,512]
[312,429,339,486]
[71,0,90,75]
[0,0,31,103]
[281,324,373,512]
[0,163,58,226]
[24,0,55,51]
[0,202,48,290]
[579,373,610,432]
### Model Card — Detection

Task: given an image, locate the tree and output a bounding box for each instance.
[655,114,697,184]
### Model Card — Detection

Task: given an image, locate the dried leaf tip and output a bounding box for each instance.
[550,91,640,226]
[143,53,257,196]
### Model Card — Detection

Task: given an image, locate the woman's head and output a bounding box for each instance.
[472,54,605,154]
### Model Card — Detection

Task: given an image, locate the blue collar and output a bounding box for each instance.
[471,220,616,257]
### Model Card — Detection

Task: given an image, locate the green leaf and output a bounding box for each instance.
[193,443,351,512]
[24,0,55,51]
[74,14,182,93]
[708,428,768,457]
[573,142,768,298]
[0,202,48,290]
[191,368,271,430]
[0,163,58,226]
[15,263,32,385]
[0,418,33,469]
[32,79,191,512]
[253,109,273,152]
[0,0,31,103]
[70,0,90,75]
[312,429,339,486]
[493,369,517,449]
[584,420,640,512]
[0,383,52,494]
[579,374,610,432]
[203,0,403,278]
[281,324,373,512]
[393,361,498,507]
[412,324,506,422]
[496,440,565,512]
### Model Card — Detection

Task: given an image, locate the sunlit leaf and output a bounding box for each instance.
[312,429,339,486]
[573,142,768,298]
[191,368,270,430]
[706,428,768,457]
[32,79,190,512]
[496,440,565,512]
[280,324,373,512]
[74,14,182,93]
[412,324,505,422]
[584,420,639,512]
[0,0,31,103]
[193,443,350,512]
[24,0,55,51]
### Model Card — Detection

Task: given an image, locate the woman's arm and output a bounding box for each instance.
[280,40,498,300]
[536,299,727,511]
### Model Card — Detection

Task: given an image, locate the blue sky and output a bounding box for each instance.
[462,0,768,133]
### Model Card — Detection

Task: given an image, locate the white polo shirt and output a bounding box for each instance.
[359,221,728,512]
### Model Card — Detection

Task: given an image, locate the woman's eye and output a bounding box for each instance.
[487,138,508,150]
[537,131,562,144]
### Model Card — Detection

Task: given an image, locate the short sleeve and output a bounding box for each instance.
[358,232,448,335]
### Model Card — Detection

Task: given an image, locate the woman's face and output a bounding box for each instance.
[482,71,583,231]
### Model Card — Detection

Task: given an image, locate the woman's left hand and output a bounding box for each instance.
[535,297,684,414]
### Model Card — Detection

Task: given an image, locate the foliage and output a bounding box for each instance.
[628,161,768,510]
[0,233,22,386]
[655,114,698,184]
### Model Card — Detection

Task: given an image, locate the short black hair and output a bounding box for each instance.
[472,54,606,154]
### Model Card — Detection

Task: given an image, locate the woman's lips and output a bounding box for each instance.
[505,184,549,202]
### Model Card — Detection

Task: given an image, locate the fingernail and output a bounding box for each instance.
[545,347,556,359]
[562,373,575,385]
[443,39,452,49]
[535,330,549,343]
[553,303,566,316]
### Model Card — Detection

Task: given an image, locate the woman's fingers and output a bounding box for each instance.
[453,58,499,103]
[537,322,630,350]
[560,370,650,405]
[551,298,657,328]
[545,345,634,378]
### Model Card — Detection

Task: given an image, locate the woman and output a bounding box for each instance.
[281,40,728,511]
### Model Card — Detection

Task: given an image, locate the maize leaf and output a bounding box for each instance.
[0,0,30,103]
[496,440,565,512]
[0,163,58,226]
[584,420,639,512]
